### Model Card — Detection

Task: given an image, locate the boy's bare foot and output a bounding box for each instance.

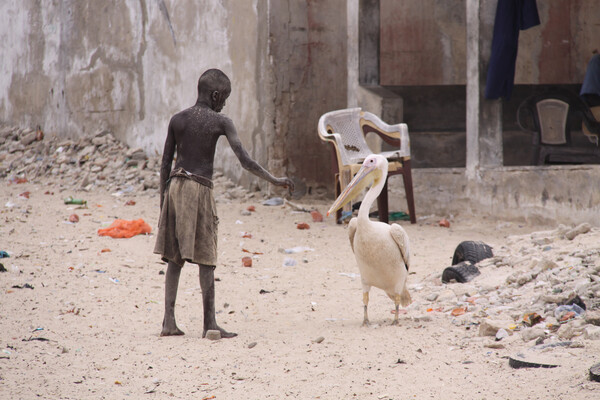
[160,325,185,336]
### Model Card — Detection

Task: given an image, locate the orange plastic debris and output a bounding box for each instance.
[451,307,466,316]
[242,256,252,267]
[125,200,136,206]
[439,218,450,228]
[69,214,79,223]
[296,222,310,230]
[310,210,323,222]
[97,219,152,238]
[247,205,256,212]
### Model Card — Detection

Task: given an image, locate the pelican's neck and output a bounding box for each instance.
[358,173,386,221]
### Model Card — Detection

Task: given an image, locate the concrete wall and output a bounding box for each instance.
[0,0,350,194]
[0,0,275,190]
[387,165,600,226]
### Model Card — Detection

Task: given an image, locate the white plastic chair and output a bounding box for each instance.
[318,107,416,224]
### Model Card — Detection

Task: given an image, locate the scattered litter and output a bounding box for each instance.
[68,214,79,223]
[285,199,311,212]
[495,328,509,341]
[338,211,353,223]
[5,201,15,208]
[242,248,263,255]
[124,200,136,206]
[523,313,544,327]
[296,222,310,230]
[19,191,30,199]
[339,272,360,280]
[100,248,111,253]
[554,304,585,322]
[242,256,252,267]
[11,283,34,289]
[22,336,50,342]
[283,257,297,267]
[97,219,151,238]
[240,232,252,239]
[439,218,450,228]
[262,197,283,206]
[64,196,87,205]
[311,210,323,222]
[283,246,314,254]
[509,341,572,369]
[109,277,120,283]
[0,264,6,272]
[441,261,480,283]
[235,220,243,225]
[0,251,9,258]
[451,307,466,317]
[246,205,255,212]
[8,177,28,184]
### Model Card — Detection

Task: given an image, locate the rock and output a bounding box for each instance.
[205,330,221,340]
[479,320,513,337]
[565,223,591,240]
[425,293,439,302]
[20,131,37,146]
[584,326,600,340]
[585,311,600,326]
[520,327,546,342]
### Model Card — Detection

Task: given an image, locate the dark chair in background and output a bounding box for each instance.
[517,89,600,165]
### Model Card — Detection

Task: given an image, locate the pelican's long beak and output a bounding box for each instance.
[327,163,379,216]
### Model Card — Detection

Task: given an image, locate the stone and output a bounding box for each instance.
[585,311,600,326]
[520,327,546,342]
[479,319,513,337]
[20,131,37,146]
[583,326,600,340]
[205,330,221,340]
[565,223,591,240]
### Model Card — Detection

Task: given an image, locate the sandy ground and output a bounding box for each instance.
[1,180,600,399]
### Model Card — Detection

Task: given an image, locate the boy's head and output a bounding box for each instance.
[197,69,231,112]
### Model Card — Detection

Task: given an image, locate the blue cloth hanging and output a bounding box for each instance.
[485,0,540,100]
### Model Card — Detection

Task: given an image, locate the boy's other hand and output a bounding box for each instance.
[276,177,295,194]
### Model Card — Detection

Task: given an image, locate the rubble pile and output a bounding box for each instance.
[0,125,253,201]
[0,126,159,192]
[417,222,600,345]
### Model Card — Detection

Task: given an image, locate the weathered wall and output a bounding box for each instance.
[268,0,349,196]
[0,0,350,194]
[0,0,272,188]
[387,165,600,226]
[379,0,599,86]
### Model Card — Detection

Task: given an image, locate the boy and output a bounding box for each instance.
[154,69,294,338]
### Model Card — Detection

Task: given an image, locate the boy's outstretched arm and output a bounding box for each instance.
[224,118,294,192]
[159,120,177,209]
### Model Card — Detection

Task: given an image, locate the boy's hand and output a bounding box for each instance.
[276,177,295,193]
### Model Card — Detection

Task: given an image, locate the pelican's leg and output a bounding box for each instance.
[362,290,371,326]
[392,294,401,326]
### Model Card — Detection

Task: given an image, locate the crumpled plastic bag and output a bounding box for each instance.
[98,219,152,238]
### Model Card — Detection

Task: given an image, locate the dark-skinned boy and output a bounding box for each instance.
[154,69,294,338]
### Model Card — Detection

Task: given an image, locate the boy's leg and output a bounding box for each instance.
[161,261,185,336]
[199,264,237,338]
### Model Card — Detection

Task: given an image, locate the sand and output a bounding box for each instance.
[1,180,599,399]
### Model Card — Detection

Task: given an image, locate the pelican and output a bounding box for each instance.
[327,154,411,326]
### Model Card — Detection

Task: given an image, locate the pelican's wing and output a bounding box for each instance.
[390,223,410,271]
[348,217,358,253]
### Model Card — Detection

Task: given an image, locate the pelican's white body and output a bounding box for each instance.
[328,154,411,324]
[350,218,410,303]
